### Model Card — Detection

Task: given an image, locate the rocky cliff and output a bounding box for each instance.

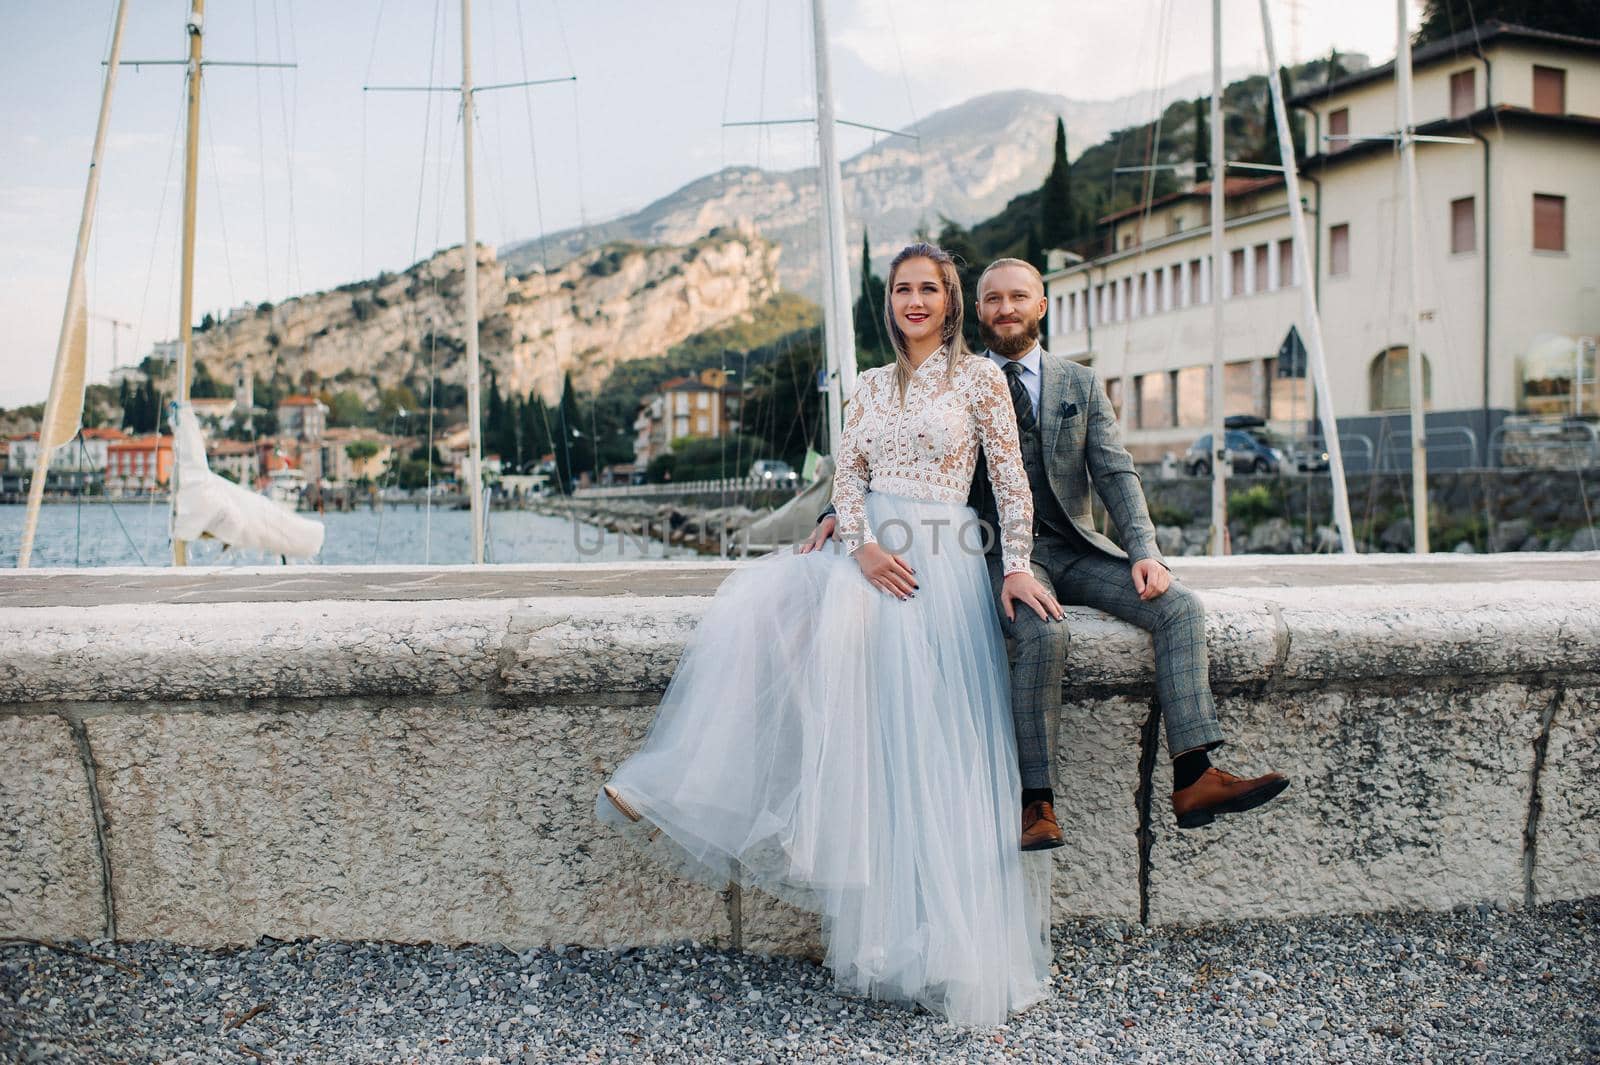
[501,82,1244,293]
[191,228,780,406]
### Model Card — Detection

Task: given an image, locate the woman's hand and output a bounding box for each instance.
[1000,571,1064,623]
[853,542,918,600]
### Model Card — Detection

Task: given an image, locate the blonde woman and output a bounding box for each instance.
[598,243,1061,1026]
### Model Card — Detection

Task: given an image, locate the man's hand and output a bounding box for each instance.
[1001,571,1064,623]
[799,514,837,554]
[853,542,918,600]
[1130,558,1171,601]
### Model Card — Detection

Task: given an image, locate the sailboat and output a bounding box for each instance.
[16,0,324,569]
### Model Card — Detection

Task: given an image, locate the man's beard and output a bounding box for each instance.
[979,314,1041,357]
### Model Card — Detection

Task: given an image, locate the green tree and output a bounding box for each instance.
[1039,117,1074,248]
[345,439,381,463]
[1192,97,1210,184]
[191,360,231,399]
[1415,0,1599,43]
[551,372,593,493]
[741,329,825,472]
[852,230,889,362]
[326,390,369,427]
[376,385,418,424]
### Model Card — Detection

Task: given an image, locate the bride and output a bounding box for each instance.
[597,242,1064,1026]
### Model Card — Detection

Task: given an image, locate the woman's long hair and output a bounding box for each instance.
[882,242,971,402]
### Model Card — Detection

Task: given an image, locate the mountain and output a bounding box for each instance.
[502,75,1248,293]
[190,227,780,407]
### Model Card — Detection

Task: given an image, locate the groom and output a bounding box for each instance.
[806,258,1288,850]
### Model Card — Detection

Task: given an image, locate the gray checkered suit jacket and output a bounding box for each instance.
[969,350,1163,567]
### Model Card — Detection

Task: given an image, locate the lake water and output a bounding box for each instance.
[0,503,699,568]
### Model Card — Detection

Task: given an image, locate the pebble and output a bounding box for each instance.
[1,900,1594,1063]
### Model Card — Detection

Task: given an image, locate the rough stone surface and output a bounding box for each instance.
[499,597,708,697]
[86,703,729,948]
[738,886,824,959]
[1146,683,1547,924]
[0,715,103,941]
[0,600,507,704]
[1047,695,1144,922]
[1257,582,1600,682]
[1532,685,1600,903]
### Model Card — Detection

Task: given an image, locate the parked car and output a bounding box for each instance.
[747,459,798,487]
[1295,444,1331,473]
[1184,426,1288,476]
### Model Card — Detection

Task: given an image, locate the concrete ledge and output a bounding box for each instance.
[1,555,1597,949]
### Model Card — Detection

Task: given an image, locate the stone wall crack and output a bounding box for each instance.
[62,712,116,941]
[1133,700,1161,926]
[726,881,743,951]
[1522,685,1562,908]
[1264,601,1291,684]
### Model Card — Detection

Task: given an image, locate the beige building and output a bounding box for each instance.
[1045,21,1599,466]
[318,428,394,486]
[632,368,744,471]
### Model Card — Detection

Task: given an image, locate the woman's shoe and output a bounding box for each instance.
[603,784,643,822]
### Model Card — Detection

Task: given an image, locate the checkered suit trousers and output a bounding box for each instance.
[987,531,1225,790]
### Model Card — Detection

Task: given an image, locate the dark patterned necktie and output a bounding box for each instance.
[1002,360,1038,436]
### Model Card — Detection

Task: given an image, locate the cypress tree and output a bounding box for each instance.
[852,230,887,359]
[1192,97,1210,183]
[1040,117,1073,248]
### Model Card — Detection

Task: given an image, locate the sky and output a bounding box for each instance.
[0,0,1418,409]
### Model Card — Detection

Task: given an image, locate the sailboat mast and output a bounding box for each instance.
[172,0,206,566]
[810,0,856,457]
[1207,0,1228,556]
[460,0,486,564]
[1256,0,1356,553]
[1396,0,1429,552]
[16,0,131,570]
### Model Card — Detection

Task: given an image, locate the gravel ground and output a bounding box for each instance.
[3,900,1595,1064]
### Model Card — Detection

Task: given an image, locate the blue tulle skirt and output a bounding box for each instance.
[597,491,1052,1026]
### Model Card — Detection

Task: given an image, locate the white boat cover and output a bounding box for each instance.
[171,404,325,559]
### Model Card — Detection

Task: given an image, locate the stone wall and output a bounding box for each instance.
[2,556,1596,952]
[1133,467,1600,555]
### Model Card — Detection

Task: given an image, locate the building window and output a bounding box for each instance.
[1533,65,1566,115]
[1277,238,1295,287]
[1253,243,1271,293]
[1449,69,1475,119]
[1329,223,1351,276]
[1533,194,1565,252]
[675,394,688,414]
[695,393,710,409]
[1189,258,1204,304]
[1451,196,1476,254]
[1369,346,1432,411]
[1175,366,1209,427]
[1135,371,1172,430]
[1328,108,1350,151]
[1229,249,1246,297]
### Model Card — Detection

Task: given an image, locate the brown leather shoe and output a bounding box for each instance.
[1172,767,1290,828]
[1021,800,1066,851]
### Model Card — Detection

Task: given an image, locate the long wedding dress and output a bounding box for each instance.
[597,347,1052,1026]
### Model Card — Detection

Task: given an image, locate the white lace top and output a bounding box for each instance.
[831,347,1034,575]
